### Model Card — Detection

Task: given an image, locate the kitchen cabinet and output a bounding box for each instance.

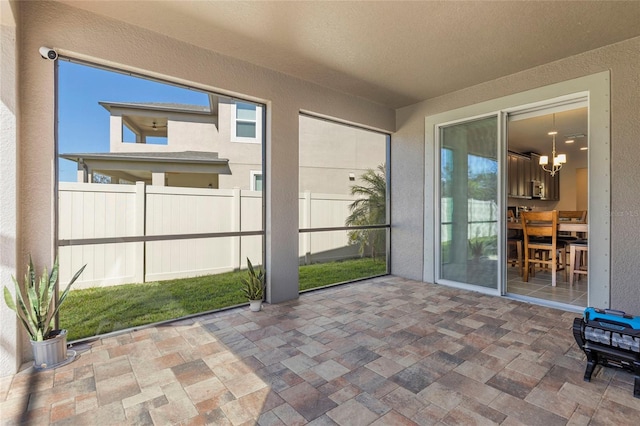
[529,153,560,201]
[507,152,531,198]
[507,151,559,201]
[544,168,560,200]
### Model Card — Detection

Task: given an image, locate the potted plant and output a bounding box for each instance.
[3,255,86,370]
[469,238,485,261]
[241,257,265,312]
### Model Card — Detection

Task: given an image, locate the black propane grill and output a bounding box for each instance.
[573,307,640,398]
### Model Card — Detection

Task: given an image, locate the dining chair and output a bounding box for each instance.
[507,210,523,275]
[521,210,567,287]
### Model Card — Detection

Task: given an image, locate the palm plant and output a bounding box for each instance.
[3,256,86,341]
[345,164,387,258]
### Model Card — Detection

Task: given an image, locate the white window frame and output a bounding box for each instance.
[250,170,263,191]
[231,101,262,144]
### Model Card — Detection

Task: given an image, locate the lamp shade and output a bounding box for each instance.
[557,154,567,164]
[539,155,549,165]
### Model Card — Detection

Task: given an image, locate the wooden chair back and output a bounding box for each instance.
[521,210,557,240]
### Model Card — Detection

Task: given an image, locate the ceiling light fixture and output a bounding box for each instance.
[539,113,567,177]
[565,133,586,139]
[565,139,575,144]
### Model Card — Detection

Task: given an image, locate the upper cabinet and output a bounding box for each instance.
[508,151,559,201]
[508,152,531,198]
[529,153,560,201]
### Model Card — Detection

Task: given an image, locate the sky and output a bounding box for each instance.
[57,60,209,182]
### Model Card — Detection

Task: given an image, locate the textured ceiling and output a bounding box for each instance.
[58,1,640,109]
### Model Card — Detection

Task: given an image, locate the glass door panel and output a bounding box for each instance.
[438,116,499,289]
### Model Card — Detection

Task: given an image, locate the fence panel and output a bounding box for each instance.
[59,183,359,287]
[145,187,237,280]
[306,194,355,260]
[58,183,141,288]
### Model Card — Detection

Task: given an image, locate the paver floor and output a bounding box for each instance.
[2,276,640,425]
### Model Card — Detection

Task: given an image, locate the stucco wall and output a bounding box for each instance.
[0,0,19,377]
[7,0,394,374]
[393,36,640,312]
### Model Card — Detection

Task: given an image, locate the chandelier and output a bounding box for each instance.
[539,114,566,176]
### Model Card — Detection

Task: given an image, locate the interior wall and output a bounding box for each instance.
[8,0,394,375]
[555,159,588,211]
[393,36,640,313]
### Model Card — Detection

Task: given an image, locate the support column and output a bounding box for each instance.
[231,187,241,271]
[303,191,311,264]
[152,172,165,186]
[0,0,19,377]
[77,160,88,183]
[134,181,145,283]
[266,102,300,304]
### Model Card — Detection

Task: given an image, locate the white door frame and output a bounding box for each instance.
[425,71,610,308]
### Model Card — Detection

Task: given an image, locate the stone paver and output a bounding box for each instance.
[1,276,639,424]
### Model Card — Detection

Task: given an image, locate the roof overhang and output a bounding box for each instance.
[59,151,232,175]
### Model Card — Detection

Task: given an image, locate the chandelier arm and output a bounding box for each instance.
[540,163,561,177]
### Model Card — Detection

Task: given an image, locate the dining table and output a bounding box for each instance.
[507,221,588,233]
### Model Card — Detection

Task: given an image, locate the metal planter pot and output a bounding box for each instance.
[30,329,75,370]
[249,300,263,312]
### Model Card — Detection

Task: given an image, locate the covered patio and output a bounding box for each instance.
[2,277,638,425]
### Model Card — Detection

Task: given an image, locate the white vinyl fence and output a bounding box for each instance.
[440,197,498,243]
[58,182,359,289]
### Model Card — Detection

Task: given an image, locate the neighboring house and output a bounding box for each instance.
[59,97,259,190]
[60,97,385,195]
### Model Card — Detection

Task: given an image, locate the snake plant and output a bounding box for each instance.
[241,257,265,301]
[3,256,86,341]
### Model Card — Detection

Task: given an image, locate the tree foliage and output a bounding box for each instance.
[345,164,386,259]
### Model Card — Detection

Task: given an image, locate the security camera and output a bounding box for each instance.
[39,47,58,61]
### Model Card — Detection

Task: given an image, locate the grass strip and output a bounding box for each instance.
[61,258,386,340]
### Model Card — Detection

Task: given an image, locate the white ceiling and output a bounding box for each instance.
[508,107,588,164]
[58,1,640,109]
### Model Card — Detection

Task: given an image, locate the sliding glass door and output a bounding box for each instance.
[437,115,500,290]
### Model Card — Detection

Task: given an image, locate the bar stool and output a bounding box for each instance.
[507,237,523,275]
[569,240,588,286]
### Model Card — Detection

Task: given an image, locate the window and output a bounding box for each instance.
[298,114,390,291]
[56,59,265,341]
[438,116,499,290]
[251,171,263,191]
[231,101,262,143]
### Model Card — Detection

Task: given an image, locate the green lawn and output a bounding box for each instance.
[60,257,386,341]
[298,257,386,291]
